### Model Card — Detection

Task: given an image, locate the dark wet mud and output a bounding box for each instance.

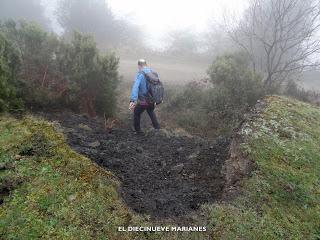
[44,112,230,219]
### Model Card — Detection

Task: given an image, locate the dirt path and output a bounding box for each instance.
[44,112,230,220]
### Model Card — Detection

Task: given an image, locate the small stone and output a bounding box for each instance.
[84,148,98,155]
[171,163,184,173]
[88,141,100,148]
[78,124,92,131]
[68,194,76,202]
[64,128,75,133]
[187,152,198,159]
[14,154,22,160]
[177,147,184,152]
[284,183,294,192]
[102,158,121,168]
[136,147,143,153]
[161,160,167,167]
[0,163,6,170]
[189,173,196,179]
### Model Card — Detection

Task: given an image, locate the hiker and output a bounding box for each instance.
[129,59,161,134]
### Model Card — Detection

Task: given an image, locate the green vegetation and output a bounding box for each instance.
[163,52,264,136]
[1,96,319,239]
[0,30,22,112]
[0,20,119,117]
[0,115,133,239]
[205,96,320,239]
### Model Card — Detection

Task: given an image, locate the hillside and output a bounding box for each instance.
[1,95,319,239]
[208,95,320,239]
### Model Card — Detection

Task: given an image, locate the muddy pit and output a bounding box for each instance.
[44,112,230,220]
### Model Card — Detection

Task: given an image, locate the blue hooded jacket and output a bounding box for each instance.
[130,67,152,102]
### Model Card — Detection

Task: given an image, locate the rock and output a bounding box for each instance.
[68,194,77,202]
[284,183,294,192]
[83,148,97,155]
[187,152,198,159]
[189,173,196,179]
[64,127,75,133]
[136,147,143,153]
[88,141,100,148]
[78,123,92,131]
[103,158,121,168]
[161,160,167,167]
[104,140,112,145]
[176,147,184,152]
[0,163,6,170]
[14,154,22,160]
[171,163,184,173]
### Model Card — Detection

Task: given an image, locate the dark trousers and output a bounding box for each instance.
[134,103,160,132]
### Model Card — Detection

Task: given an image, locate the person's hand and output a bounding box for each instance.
[129,102,136,111]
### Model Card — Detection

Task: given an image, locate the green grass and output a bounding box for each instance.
[1,95,320,239]
[0,115,140,239]
[0,115,209,240]
[205,96,320,239]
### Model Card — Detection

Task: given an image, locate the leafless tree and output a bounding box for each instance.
[203,23,236,59]
[227,0,320,91]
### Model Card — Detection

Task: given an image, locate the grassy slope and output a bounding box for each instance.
[1,95,319,239]
[0,116,205,240]
[0,116,138,239]
[206,96,320,239]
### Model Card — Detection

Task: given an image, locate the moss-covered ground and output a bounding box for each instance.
[206,96,320,239]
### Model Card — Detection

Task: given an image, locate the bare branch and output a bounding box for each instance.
[228,0,320,90]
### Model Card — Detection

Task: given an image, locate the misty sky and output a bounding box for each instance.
[108,0,248,47]
[42,0,248,48]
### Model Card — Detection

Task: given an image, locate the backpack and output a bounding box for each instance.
[142,71,164,105]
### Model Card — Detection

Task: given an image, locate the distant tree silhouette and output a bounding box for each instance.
[165,29,200,58]
[0,0,50,30]
[56,0,143,50]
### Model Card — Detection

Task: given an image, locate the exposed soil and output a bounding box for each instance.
[0,177,23,205]
[43,112,230,220]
